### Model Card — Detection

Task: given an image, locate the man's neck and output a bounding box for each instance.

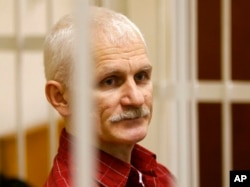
[64,126,135,163]
[98,142,135,163]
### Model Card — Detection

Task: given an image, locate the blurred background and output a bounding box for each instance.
[1,0,250,187]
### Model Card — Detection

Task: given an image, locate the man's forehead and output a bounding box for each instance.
[94,56,152,78]
[93,40,146,52]
[96,61,152,70]
[93,42,148,61]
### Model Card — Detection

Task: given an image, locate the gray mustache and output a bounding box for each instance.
[109,107,150,123]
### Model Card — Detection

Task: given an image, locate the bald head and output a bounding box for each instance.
[90,7,146,48]
[44,6,147,88]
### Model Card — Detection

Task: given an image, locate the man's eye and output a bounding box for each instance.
[100,76,117,87]
[135,72,149,82]
[104,78,115,85]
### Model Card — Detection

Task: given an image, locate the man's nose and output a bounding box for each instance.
[120,79,144,107]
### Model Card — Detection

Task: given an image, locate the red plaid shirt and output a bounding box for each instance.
[44,129,176,187]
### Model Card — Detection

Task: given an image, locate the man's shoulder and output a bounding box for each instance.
[44,155,71,187]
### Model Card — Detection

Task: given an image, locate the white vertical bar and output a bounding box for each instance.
[74,1,94,187]
[174,0,191,186]
[169,0,179,177]
[221,0,232,187]
[190,0,199,186]
[101,0,112,8]
[156,0,167,81]
[46,0,57,166]
[15,0,26,180]
[222,1,232,81]
[170,0,177,83]
[46,0,54,28]
[156,0,178,174]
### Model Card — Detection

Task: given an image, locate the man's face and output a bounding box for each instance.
[93,40,153,146]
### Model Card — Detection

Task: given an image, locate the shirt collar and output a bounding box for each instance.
[96,144,158,186]
[131,144,157,175]
[96,149,131,186]
[58,129,158,186]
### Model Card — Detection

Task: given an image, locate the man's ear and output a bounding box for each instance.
[45,80,71,117]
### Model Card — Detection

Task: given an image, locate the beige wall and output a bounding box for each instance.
[0,0,175,179]
[0,0,73,136]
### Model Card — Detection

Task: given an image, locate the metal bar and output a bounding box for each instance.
[74,2,94,187]
[15,0,26,180]
[101,0,112,8]
[197,82,250,102]
[156,0,178,176]
[152,82,250,102]
[174,0,191,186]
[171,0,181,182]
[221,0,232,187]
[190,0,199,186]
[46,0,58,166]
[169,0,179,178]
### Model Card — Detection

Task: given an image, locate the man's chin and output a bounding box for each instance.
[121,128,148,144]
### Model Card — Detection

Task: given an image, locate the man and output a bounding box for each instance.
[44,6,176,187]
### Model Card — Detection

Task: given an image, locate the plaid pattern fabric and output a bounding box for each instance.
[44,129,176,187]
